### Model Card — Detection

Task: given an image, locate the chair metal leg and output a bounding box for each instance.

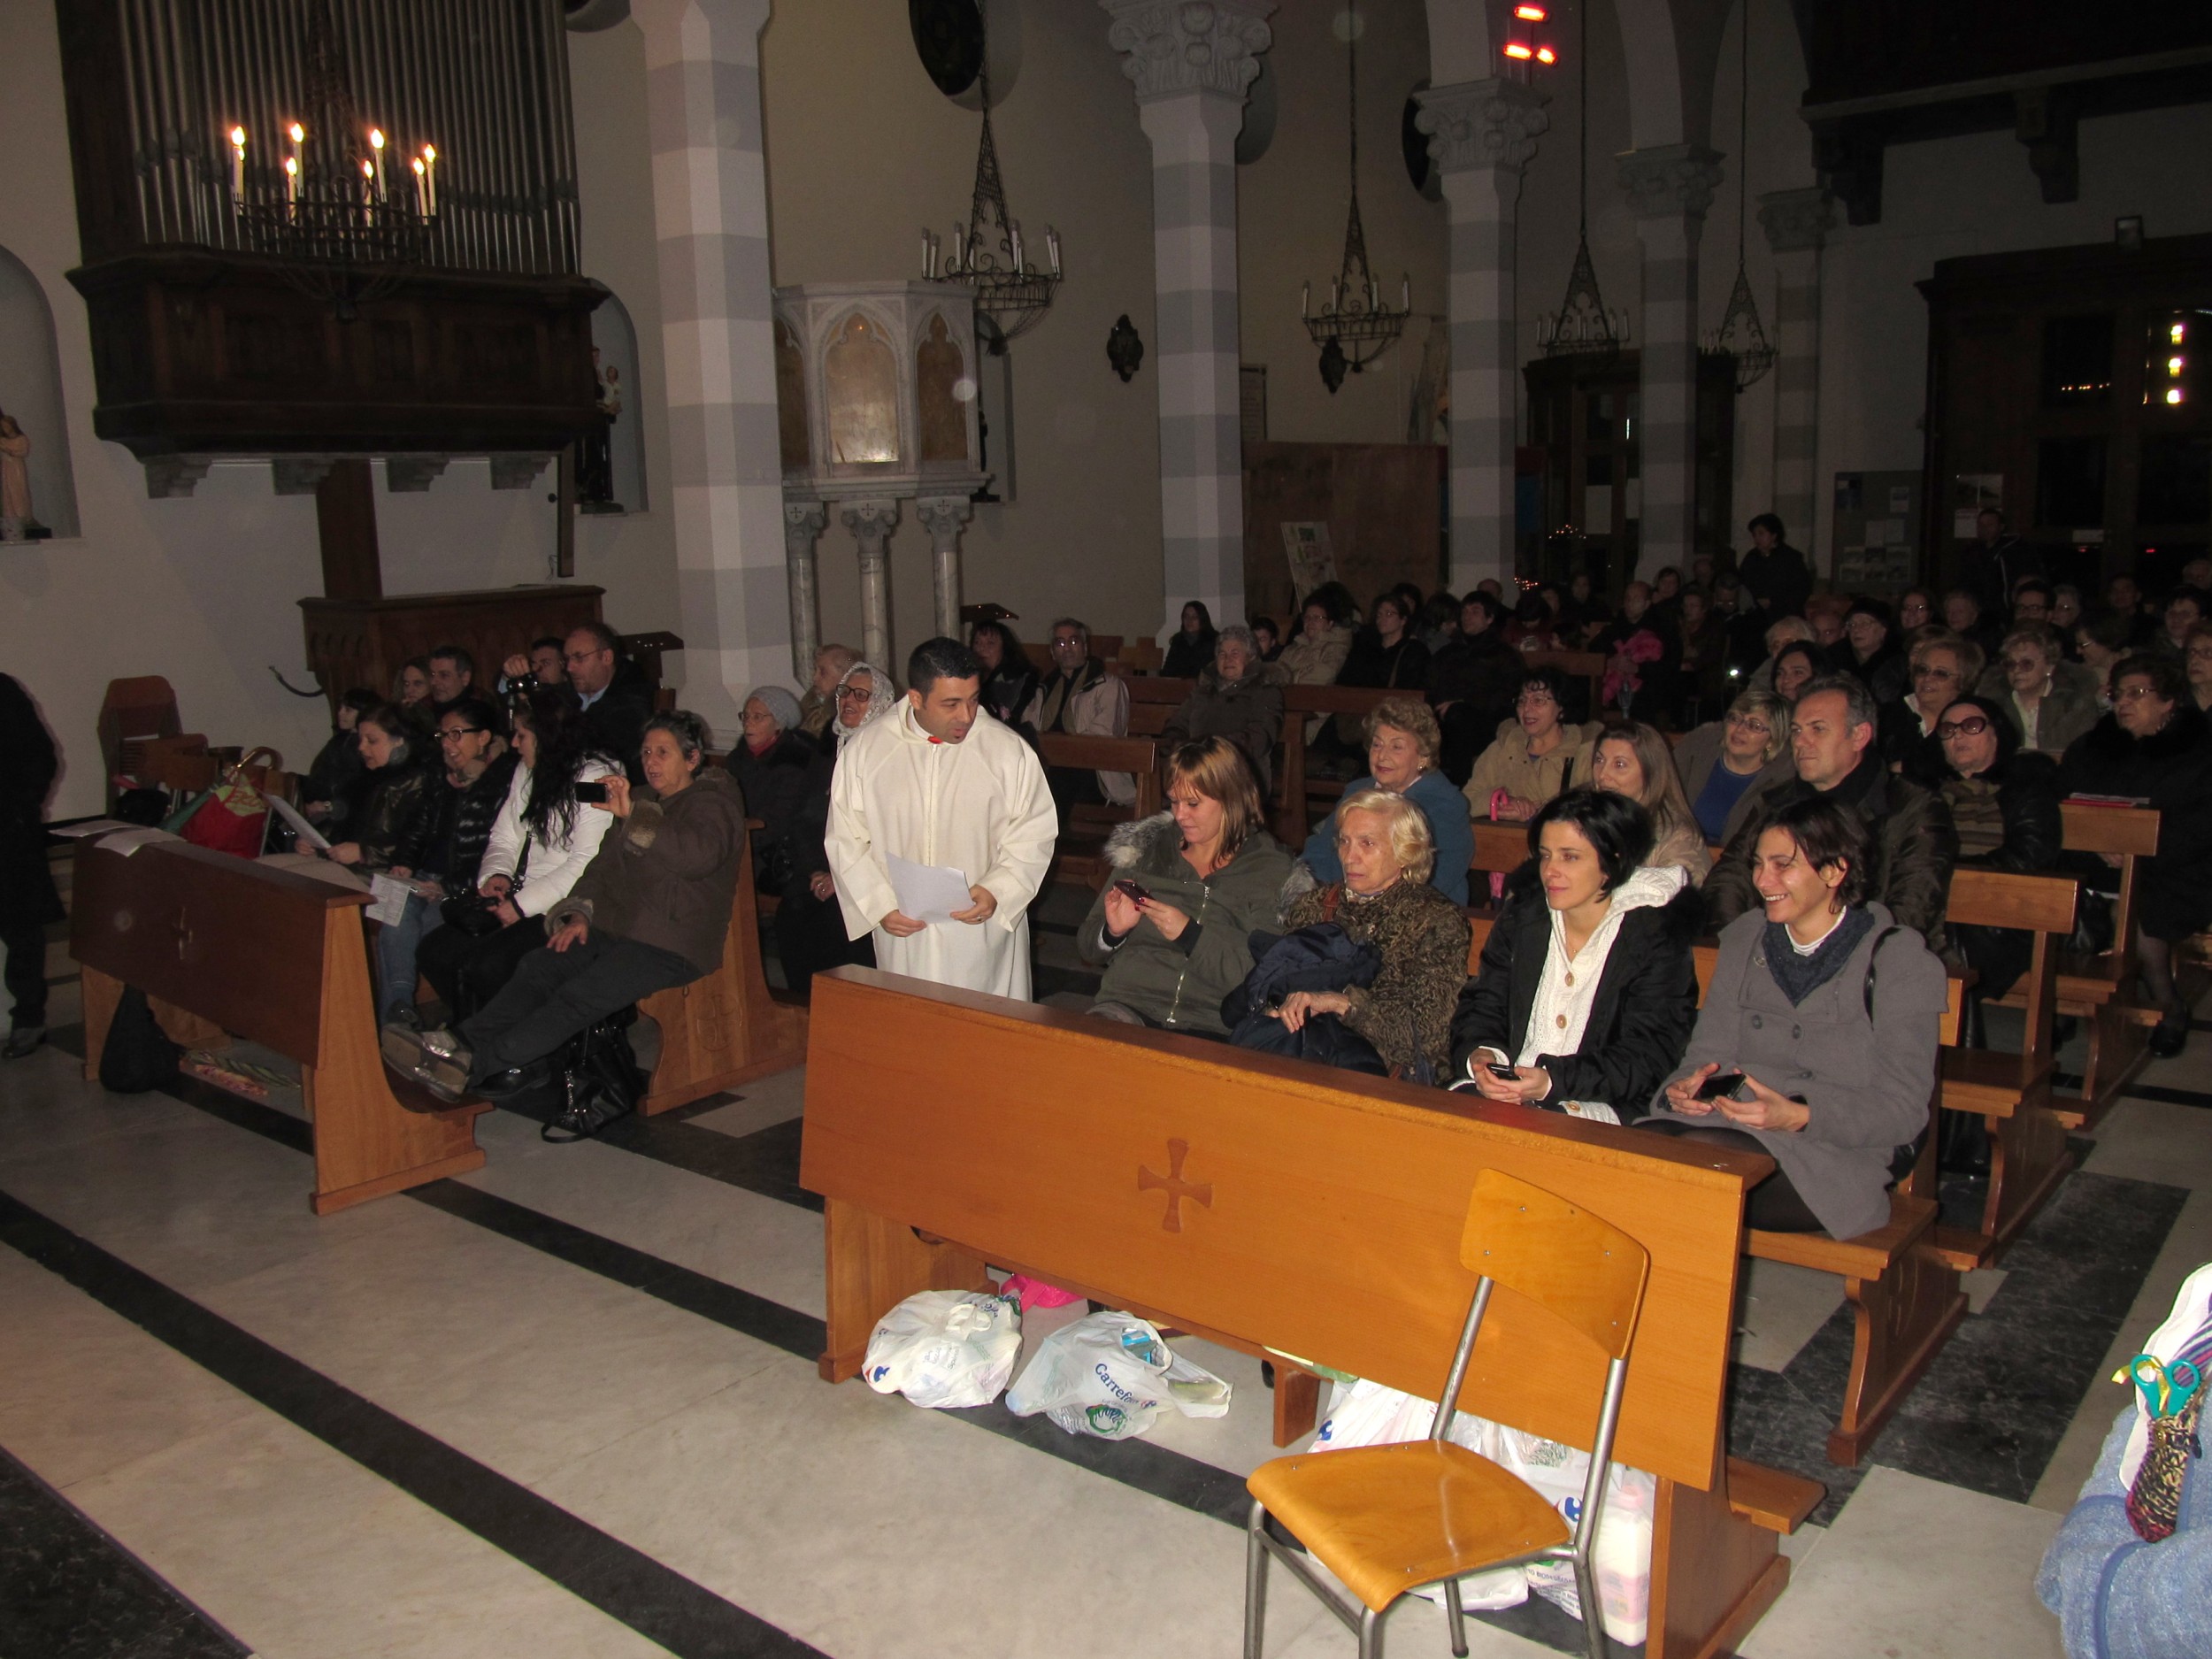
[1358,1605,1384,1659]
[1442,1578,1468,1658]
[1244,1500,1271,1659]
[1572,1552,1606,1659]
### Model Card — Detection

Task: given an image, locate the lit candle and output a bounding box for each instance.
[421,144,437,215]
[288,120,304,179]
[361,157,375,208]
[411,154,426,218]
[229,127,246,198]
[369,128,386,204]
[283,154,298,216]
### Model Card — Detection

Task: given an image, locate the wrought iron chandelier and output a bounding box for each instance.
[1536,0,1625,361]
[226,0,438,322]
[1302,0,1409,394]
[923,3,1060,350]
[1701,12,1776,390]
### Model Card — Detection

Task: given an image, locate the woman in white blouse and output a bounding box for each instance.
[1447,788,1701,1123]
[414,686,618,1022]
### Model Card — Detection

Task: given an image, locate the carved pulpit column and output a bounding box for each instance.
[1415,79,1548,594]
[1102,0,1274,639]
[783,499,828,680]
[1619,143,1724,579]
[841,499,902,671]
[915,495,973,639]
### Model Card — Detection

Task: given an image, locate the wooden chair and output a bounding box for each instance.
[1245,1170,1649,1659]
[98,676,184,810]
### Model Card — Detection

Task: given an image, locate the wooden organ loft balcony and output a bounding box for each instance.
[66,252,609,470]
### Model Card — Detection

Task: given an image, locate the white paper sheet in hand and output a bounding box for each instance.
[886,854,974,923]
[265,795,331,852]
[366,874,417,926]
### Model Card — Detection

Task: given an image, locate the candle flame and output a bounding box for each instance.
[288,121,304,143]
[412,157,426,176]
[230,126,246,149]
[362,159,375,178]
[370,127,385,150]
[284,156,298,177]
[422,144,436,163]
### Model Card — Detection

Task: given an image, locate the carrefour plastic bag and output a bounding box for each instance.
[863,1290,1023,1409]
[1003,1311,1233,1440]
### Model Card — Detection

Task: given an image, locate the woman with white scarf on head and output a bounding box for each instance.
[777,659,896,995]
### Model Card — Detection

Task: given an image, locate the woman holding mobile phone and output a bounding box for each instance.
[1640,794,1947,1237]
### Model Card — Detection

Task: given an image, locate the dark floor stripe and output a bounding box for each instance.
[0,1190,827,1659]
[0,1445,249,1659]
[2121,1082,2212,1110]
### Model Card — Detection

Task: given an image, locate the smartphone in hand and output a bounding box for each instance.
[1111,878,1152,904]
[1486,1063,1523,1081]
[1694,1071,1747,1102]
[574,780,609,804]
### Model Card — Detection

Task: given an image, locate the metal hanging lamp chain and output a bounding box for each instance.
[1540,0,1619,360]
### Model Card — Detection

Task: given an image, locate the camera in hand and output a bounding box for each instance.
[575,780,610,804]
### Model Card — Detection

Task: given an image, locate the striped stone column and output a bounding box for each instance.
[1103,0,1274,637]
[1619,143,1723,580]
[1416,79,1548,594]
[1757,188,1837,558]
[635,0,792,737]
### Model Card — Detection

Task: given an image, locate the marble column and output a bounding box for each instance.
[916,495,973,639]
[840,499,901,672]
[1415,79,1548,594]
[1102,0,1274,637]
[782,498,826,680]
[1756,188,1837,556]
[635,0,792,737]
[1619,143,1724,580]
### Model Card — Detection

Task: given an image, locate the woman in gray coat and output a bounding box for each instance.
[1639,794,1947,1239]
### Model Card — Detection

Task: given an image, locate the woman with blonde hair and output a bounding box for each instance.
[1674,686,1793,843]
[1590,721,1711,884]
[1300,695,1472,904]
[1079,738,1293,1036]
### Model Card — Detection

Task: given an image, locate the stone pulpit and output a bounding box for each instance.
[774,281,988,675]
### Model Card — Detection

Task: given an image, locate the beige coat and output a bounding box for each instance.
[1278,626,1352,742]
[1021,664,1135,806]
[1463,718,1601,818]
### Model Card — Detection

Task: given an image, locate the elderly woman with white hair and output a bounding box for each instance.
[780,659,895,994]
[1159,623,1286,790]
[1261,788,1471,1081]
[725,683,832,902]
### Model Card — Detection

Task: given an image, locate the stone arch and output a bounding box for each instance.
[588,287,649,511]
[0,244,81,539]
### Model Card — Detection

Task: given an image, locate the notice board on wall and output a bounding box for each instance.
[1832,470,1922,592]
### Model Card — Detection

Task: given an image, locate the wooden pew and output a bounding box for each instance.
[1038,732,1163,888]
[802,967,1815,1659]
[1462,911,1972,1466]
[72,839,489,1214]
[636,822,809,1115]
[1277,683,1402,846]
[1525,649,1608,722]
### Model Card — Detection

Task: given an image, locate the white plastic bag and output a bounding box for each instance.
[863,1290,1022,1409]
[1003,1311,1232,1440]
[1310,1381,1655,1639]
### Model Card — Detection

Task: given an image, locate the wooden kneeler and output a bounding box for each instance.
[73,841,488,1214]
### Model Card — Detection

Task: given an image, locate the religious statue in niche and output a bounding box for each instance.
[0,411,36,542]
[577,349,625,513]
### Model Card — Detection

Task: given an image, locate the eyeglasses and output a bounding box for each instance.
[1050,636,1086,651]
[1516,692,1557,708]
[833,685,874,702]
[1935,716,1991,740]
[2002,657,2046,672]
[1913,664,1960,680]
[1723,711,1771,736]
[2115,684,2162,702]
[436,726,485,741]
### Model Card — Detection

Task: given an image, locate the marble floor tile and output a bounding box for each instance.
[534,1356,1337,1659]
[194,1202,787,1486]
[1740,1467,2063,1659]
[58,1410,672,1659]
[457,1109,829,1318]
[0,1248,259,1491]
[1960,1266,2009,1315]
[2079,1095,2212,1190]
[1732,1257,1845,1373]
[687,1065,809,1139]
[1112,1333,1317,1477]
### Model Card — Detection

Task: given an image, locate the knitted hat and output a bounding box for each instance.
[744,685,804,733]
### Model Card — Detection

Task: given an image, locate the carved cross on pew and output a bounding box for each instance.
[1138,1138,1213,1233]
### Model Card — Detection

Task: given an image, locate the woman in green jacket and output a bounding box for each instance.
[1080,737,1293,1037]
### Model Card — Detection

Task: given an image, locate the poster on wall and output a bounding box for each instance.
[1952,473,2004,538]
[1282,521,1337,597]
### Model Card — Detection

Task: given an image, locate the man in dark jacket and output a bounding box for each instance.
[564,622,652,781]
[0,674,63,1059]
[1737,513,1813,622]
[388,711,744,1102]
[1704,675,1959,955]
[1432,593,1525,784]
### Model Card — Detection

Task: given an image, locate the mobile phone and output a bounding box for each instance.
[575,780,609,804]
[1694,1071,1746,1102]
[1485,1062,1522,1080]
[1111,878,1151,904]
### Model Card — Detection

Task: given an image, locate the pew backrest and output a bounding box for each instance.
[1035,733,1161,818]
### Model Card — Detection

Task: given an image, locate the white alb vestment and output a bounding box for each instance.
[826,703,1057,997]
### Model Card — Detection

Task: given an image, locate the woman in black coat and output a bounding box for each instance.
[1161,601,1220,680]
[1448,789,1701,1120]
[2058,657,2212,1056]
[1932,695,2063,1001]
[726,687,833,901]
[0,673,63,1058]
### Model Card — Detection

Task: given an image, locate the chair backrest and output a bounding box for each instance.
[99,675,184,803]
[1457,1168,1650,1363]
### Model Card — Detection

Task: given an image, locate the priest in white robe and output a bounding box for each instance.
[826,638,1057,998]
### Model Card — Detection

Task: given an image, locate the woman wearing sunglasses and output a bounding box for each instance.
[1934,695,2062,1001]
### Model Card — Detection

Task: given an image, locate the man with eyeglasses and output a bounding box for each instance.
[1020,618,1133,826]
[1702,674,1958,953]
[563,621,651,780]
[374,697,519,1025]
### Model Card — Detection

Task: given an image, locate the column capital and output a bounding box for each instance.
[1102,0,1275,104]
[915,495,974,536]
[1617,143,1724,222]
[783,496,827,536]
[1414,79,1548,177]
[1757,187,1837,255]
[838,497,902,542]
